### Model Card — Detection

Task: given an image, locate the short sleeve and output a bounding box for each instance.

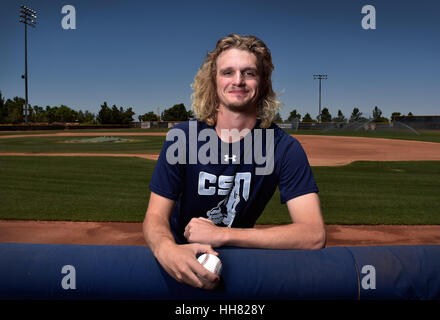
[149,138,184,201]
[278,139,319,204]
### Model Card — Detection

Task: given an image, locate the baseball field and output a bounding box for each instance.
[1,128,440,247]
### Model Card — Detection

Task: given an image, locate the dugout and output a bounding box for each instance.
[394,115,440,130]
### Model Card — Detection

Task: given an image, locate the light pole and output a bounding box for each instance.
[19,5,37,124]
[313,74,327,123]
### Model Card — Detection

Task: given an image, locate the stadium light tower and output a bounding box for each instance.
[313,74,327,123]
[19,5,37,124]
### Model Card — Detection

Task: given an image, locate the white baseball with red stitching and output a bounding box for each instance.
[197,253,222,276]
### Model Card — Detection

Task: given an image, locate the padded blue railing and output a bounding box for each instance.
[0,243,439,300]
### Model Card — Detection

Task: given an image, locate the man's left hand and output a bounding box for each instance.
[184,217,226,247]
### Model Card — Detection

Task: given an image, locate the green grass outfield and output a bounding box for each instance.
[0,136,165,154]
[0,128,170,136]
[1,156,439,225]
[287,129,440,143]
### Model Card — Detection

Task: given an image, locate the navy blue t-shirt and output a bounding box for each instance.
[149,120,318,244]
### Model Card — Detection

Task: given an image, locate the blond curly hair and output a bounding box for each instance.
[191,34,280,128]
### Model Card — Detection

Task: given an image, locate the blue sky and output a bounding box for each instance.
[1,0,439,120]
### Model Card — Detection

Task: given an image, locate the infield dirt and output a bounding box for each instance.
[1,220,439,247]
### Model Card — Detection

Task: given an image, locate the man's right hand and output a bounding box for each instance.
[155,242,221,290]
[143,192,220,290]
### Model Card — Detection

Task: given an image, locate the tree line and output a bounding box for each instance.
[0,91,193,125]
[280,106,413,123]
[137,103,194,122]
[1,91,412,125]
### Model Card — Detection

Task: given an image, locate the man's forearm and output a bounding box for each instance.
[222,223,326,250]
[143,212,177,257]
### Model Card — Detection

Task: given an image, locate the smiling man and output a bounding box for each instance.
[143,34,326,290]
[216,48,259,112]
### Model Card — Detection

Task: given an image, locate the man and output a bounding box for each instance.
[143,34,326,290]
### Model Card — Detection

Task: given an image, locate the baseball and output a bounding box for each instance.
[197,253,222,276]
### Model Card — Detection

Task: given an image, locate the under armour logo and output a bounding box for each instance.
[224,154,237,162]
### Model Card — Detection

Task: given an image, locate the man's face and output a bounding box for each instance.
[215,48,260,112]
